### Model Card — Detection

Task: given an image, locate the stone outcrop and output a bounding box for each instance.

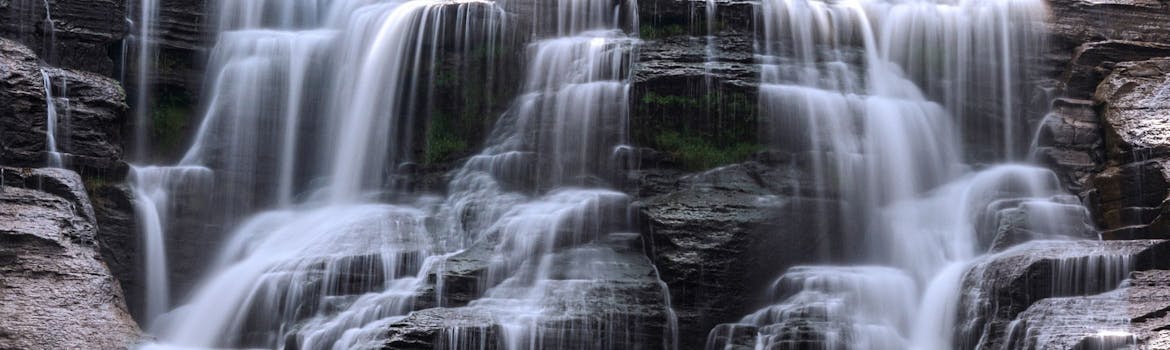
[1047,0,1170,80]
[636,158,838,348]
[1001,269,1170,350]
[0,38,128,174]
[955,240,1170,350]
[0,0,127,75]
[384,242,675,349]
[0,166,140,349]
[1083,58,1170,239]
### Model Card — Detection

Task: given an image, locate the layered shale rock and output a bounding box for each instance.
[1001,269,1170,350]
[0,0,126,75]
[1085,58,1170,239]
[0,38,128,174]
[636,158,838,348]
[955,240,1170,350]
[0,167,140,349]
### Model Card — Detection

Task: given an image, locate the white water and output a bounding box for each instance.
[132,0,160,160]
[40,69,63,168]
[704,0,1105,349]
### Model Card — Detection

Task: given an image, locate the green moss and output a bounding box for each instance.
[639,23,686,40]
[654,131,761,170]
[423,116,469,164]
[151,92,192,156]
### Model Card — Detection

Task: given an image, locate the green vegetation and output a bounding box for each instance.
[634,89,762,170]
[151,92,192,156]
[655,131,761,170]
[423,115,469,164]
[639,23,687,40]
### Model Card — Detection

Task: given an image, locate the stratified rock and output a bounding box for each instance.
[0,37,48,167]
[1085,58,1170,239]
[89,181,144,318]
[987,196,1099,252]
[0,38,128,174]
[0,166,140,349]
[43,66,128,174]
[999,270,1170,350]
[0,0,126,75]
[1047,0,1170,74]
[956,240,1170,350]
[1062,41,1170,99]
[383,244,674,349]
[637,160,837,348]
[1095,58,1170,161]
[1032,98,1105,193]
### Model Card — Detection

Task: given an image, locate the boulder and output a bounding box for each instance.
[955,240,1170,350]
[1062,41,1170,99]
[0,166,140,349]
[636,160,837,348]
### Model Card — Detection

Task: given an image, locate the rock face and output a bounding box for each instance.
[0,0,127,75]
[1000,269,1170,350]
[955,240,1170,350]
[384,242,675,349]
[636,158,837,348]
[1084,58,1170,239]
[0,38,128,174]
[0,166,140,349]
[1033,98,1105,194]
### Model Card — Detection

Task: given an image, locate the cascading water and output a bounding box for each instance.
[707,0,1110,349]
[134,0,676,348]
[40,69,62,168]
[131,0,160,159]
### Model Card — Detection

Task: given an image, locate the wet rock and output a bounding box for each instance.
[1062,41,1170,99]
[0,38,48,167]
[0,0,126,75]
[636,160,837,348]
[1000,270,1170,350]
[0,166,140,349]
[42,66,129,173]
[1084,58,1170,239]
[384,244,674,349]
[89,181,144,318]
[1095,58,1170,162]
[1047,0,1170,76]
[0,38,128,174]
[1032,98,1105,193]
[956,240,1170,350]
[987,197,1099,253]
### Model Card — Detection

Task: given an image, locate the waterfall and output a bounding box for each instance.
[706,0,1090,349]
[131,0,160,160]
[40,69,62,168]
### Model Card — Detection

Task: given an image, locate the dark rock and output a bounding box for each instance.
[384,244,675,349]
[987,197,1099,252]
[636,161,837,349]
[42,66,129,174]
[0,38,48,167]
[1000,269,1170,350]
[1062,41,1170,99]
[1032,98,1105,193]
[1046,0,1170,79]
[0,38,128,174]
[0,0,127,75]
[1083,58,1170,239]
[90,181,143,319]
[956,240,1170,350]
[0,166,140,349]
[1095,58,1170,162]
